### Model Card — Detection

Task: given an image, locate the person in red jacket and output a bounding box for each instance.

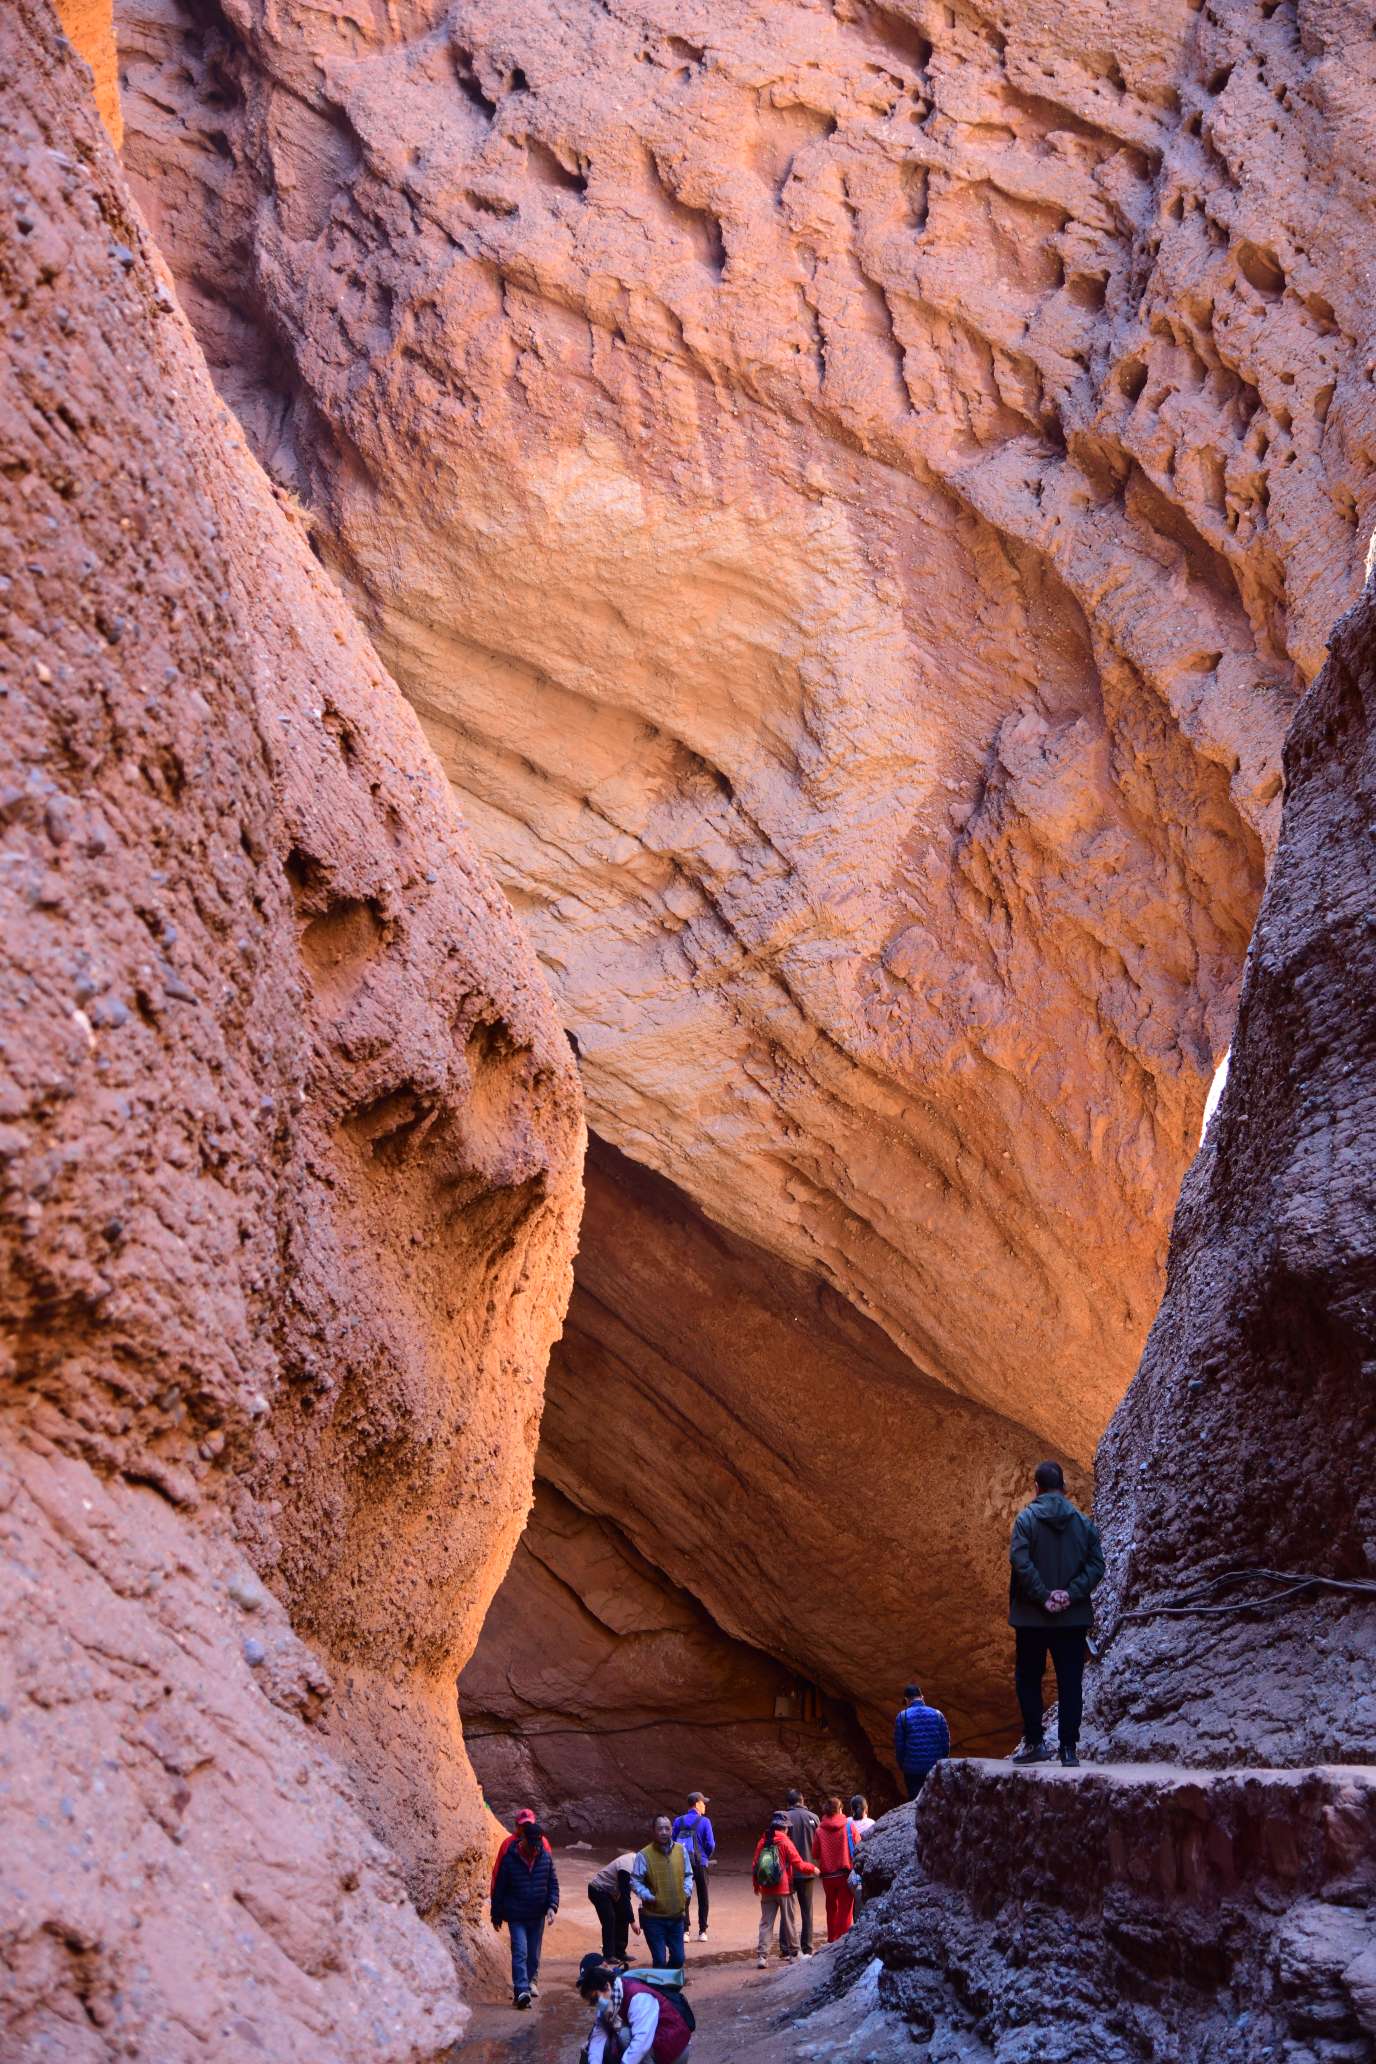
[751,1811,818,1967]
[814,1796,861,1941]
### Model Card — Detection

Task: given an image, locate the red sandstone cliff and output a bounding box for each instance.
[114,0,1376,1760]
[0,7,582,2053]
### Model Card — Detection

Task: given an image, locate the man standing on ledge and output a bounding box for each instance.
[1009,1460,1105,1768]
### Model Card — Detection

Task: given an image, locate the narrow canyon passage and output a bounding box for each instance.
[4,2,1375,2061]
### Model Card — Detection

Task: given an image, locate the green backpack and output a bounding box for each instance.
[756,1840,783,1889]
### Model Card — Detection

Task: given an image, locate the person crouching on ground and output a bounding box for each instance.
[814,1795,861,1941]
[576,1957,694,2063]
[587,1848,640,1967]
[1008,1459,1105,1768]
[630,1814,694,1968]
[489,1807,559,2010]
[752,1810,818,1968]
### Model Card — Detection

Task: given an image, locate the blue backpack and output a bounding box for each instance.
[672,1811,708,1864]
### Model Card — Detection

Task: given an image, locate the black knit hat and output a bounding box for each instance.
[576,1954,617,1995]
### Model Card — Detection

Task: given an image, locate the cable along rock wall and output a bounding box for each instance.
[116,0,1376,1777]
[0,6,583,2055]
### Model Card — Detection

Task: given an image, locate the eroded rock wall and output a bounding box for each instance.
[113,0,1362,1461]
[778,577,1376,2064]
[0,8,582,2053]
[1087,571,1376,1769]
[115,0,1376,1801]
[829,1767,1376,2062]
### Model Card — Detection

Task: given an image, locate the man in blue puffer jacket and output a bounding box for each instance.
[491,1808,560,2009]
[893,1682,951,1800]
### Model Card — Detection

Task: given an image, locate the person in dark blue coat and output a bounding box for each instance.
[490,1808,560,2008]
[893,1682,950,1799]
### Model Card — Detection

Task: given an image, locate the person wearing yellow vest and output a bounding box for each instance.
[629,1814,695,1968]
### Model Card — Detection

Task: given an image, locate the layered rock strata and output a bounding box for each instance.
[0,7,582,2054]
[461,1480,884,1834]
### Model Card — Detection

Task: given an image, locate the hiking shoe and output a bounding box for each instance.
[1010,1740,1055,1766]
[529,1983,540,1999]
[1059,1747,1080,1767]
[756,1954,768,1969]
[515,1991,532,2010]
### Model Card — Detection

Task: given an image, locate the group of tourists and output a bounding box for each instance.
[748,1787,874,1964]
[566,1786,876,2063]
[490,1460,1105,2057]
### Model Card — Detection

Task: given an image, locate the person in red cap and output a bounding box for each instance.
[490,1809,560,2009]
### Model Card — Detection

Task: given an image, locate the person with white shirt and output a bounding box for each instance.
[848,1793,877,1838]
[576,1959,693,2062]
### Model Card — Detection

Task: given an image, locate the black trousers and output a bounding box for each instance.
[588,1885,631,1962]
[687,1867,710,1933]
[1015,1625,1089,1747]
[794,1874,815,1953]
[903,1769,927,1802]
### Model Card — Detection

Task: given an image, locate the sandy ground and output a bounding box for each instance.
[456,1843,904,2062]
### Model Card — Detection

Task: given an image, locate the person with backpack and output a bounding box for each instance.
[587,1849,640,1966]
[1008,1459,1105,1768]
[576,1955,695,2062]
[630,1814,694,1969]
[671,1792,716,1941]
[751,1810,818,1967]
[813,1796,861,1940]
[893,1681,951,1799]
[782,1788,820,1954]
[489,1807,559,2009]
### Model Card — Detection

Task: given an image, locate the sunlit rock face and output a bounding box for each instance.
[54,0,123,141]
[117,0,1373,1792]
[0,7,582,2053]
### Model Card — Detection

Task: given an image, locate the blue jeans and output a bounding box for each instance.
[508,1916,545,1995]
[642,1913,686,1967]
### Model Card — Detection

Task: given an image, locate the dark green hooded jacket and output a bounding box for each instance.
[1008,1492,1105,1629]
